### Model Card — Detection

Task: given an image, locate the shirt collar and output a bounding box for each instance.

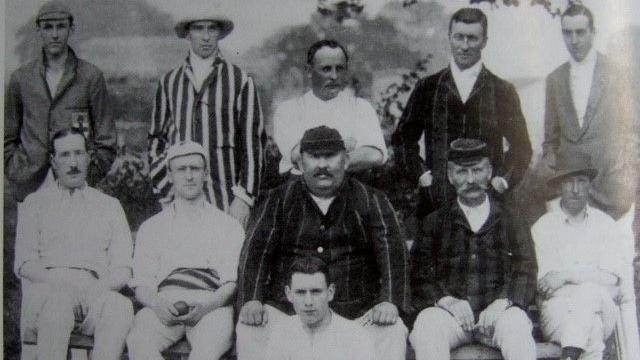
[169,196,209,218]
[185,50,223,69]
[569,48,597,69]
[457,194,490,216]
[304,89,348,105]
[450,58,483,80]
[560,204,590,225]
[55,181,87,200]
[38,46,78,76]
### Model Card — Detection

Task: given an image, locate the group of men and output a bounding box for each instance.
[6,2,638,360]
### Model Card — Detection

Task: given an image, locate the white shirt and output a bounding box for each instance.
[264,311,375,360]
[189,49,216,92]
[273,90,388,174]
[457,195,490,233]
[131,199,245,290]
[450,59,483,103]
[569,48,597,127]
[45,68,64,97]
[310,194,336,215]
[15,183,133,279]
[531,204,624,281]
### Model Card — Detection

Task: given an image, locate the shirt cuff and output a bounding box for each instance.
[232,186,254,207]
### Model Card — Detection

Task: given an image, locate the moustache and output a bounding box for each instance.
[461,184,486,193]
[314,169,333,178]
[67,167,81,175]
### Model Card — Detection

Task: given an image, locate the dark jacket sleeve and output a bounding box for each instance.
[542,74,560,164]
[392,78,431,185]
[496,82,532,189]
[87,70,116,185]
[410,211,449,313]
[367,191,410,314]
[4,71,26,181]
[236,189,282,308]
[498,211,537,309]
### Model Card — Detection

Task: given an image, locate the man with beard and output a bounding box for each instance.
[5,1,116,202]
[410,138,537,360]
[15,129,133,360]
[236,126,409,360]
[264,257,375,360]
[272,39,388,177]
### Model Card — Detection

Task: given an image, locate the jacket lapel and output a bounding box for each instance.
[467,65,488,101]
[557,63,582,140]
[580,54,606,137]
[52,48,78,103]
[443,67,462,102]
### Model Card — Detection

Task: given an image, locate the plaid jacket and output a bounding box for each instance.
[411,197,536,318]
[237,177,410,319]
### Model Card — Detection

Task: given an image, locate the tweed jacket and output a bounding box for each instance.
[237,176,410,319]
[411,196,537,319]
[4,48,115,201]
[393,65,532,209]
[543,53,640,219]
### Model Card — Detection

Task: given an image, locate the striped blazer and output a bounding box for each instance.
[148,53,265,210]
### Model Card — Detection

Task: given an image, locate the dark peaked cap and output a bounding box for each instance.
[448,138,490,166]
[300,126,346,154]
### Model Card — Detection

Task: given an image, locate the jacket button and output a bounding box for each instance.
[319,225,325,231]
[471,254,477,260]
[317,246,324,254]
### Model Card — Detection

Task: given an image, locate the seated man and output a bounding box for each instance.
[532,152,622,360]
[410,138,537,360]
[265,256,375,360]
[237,126,409,360]
[15,128,133,360]
[126,142,245,360]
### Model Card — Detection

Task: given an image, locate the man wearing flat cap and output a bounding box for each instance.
[410,138,537,360]
[532,151,629,360]
[236,126,409,360]
[148,7,266,227]
[5,0,116,202]
[127,141,245,360]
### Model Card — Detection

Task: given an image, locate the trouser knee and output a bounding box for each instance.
[412,307,450,339]
[101,291,134,326]
[39,291,75,330]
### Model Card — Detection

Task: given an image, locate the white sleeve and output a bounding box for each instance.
[216,219,246,283]
[272,101,302,174]
[353,99,388,162]
[14,196,42,277]
[130,222,160,289]
[531,221,554,280]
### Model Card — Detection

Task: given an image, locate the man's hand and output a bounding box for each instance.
[229,197,250,228]
[475,299,510,337]
[364,302,398,326]
[419,170,433,187]
[239,300,268,326]
[490,176,508,194]
[175,303,210,327]
[150,298,181,326]
[437,296,475,332]
[538,271,568,299]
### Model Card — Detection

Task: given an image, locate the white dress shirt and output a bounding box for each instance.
[457,195,491,233]
[450,59,483,103]
[189,49,215,92]
[569,49,597,127]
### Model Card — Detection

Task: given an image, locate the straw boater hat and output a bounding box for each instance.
[174,7,234,39]
[547,151,598,187]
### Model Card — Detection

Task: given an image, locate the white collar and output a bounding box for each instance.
[559,203,590,225]
[309,193,336,215]
[457,194,490,214]
[450,58,483,79]
[569,48,597,69]
[304,89,349,105]
[189,49,216,68]
[56,181,87,199]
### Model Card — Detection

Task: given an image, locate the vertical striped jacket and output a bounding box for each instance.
[148,53,265,210]
[237,177,410,319]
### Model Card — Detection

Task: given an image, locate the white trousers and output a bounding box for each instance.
[126,306,234,360]
[409,306,536,360]
[541,283,618,360]
[235,305,407,360]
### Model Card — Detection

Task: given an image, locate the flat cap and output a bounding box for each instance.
[36,1,73,23]
[300,126,346,155]
[448,138,490,166]
[166,141,208,166]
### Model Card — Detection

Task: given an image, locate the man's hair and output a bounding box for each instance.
[448,8,487,39]
[306,39,349,66]
[49,128,87,155]
[561,3,594,31]
[287,256,331,286]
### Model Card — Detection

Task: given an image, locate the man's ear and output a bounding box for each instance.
[327,283,335,302]
[343,152,350,170]
[285,285,293,303]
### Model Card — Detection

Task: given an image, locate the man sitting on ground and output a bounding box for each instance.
[532,152,624,360]
[265,256,375,360]
[127,141,245,360]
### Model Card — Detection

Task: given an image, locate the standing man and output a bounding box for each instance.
[265,256,375,360]
[236,126,409,360]
[127,142,245,360]
[410,139,537,360]
[15,129,133,360]
[392,7,532,218]
[532,152,624,360]
[273,39,388,176]
[5,1,116,202]
[149,8,265,227]
[542,3,639,221]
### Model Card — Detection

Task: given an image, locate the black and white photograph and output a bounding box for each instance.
[3,0,640,359]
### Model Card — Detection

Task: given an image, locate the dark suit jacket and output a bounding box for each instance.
[543,53,639,219]
[392,65,532,214]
